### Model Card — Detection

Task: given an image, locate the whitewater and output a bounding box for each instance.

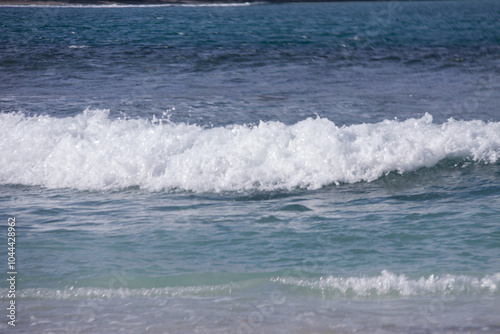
[1,110,499,192]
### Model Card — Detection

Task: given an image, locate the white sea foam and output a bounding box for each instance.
[16,283,236,299]
[273,270,500,296]
[12,271,500,299]
[1,110,499,192]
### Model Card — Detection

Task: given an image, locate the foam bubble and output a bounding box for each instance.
[1,110,499,192]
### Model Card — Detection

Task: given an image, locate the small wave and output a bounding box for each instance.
[11,271,500,299]
[273,270,500,296]
[1,110,499,192]
[15,283,236,299]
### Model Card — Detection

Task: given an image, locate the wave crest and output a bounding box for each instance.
[11,271,500,299]
[1,110,499,192]
[273,270,500,296]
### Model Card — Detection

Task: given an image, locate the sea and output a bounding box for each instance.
[1,1,499,333]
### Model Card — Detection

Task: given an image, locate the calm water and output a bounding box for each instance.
[1,1,500,333]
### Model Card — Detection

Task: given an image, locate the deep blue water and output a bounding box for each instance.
[1,1,500,333]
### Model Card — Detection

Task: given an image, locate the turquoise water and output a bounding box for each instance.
[1,1,500,333]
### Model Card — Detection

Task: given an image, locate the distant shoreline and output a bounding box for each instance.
[0,0,386,5]
[1,0,244,5]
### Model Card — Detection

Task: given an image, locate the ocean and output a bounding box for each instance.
[1,1,499,333]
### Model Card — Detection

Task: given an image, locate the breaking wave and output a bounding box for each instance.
[1,110,499,192]
[12,271,500,299]
[273,270,500,297]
